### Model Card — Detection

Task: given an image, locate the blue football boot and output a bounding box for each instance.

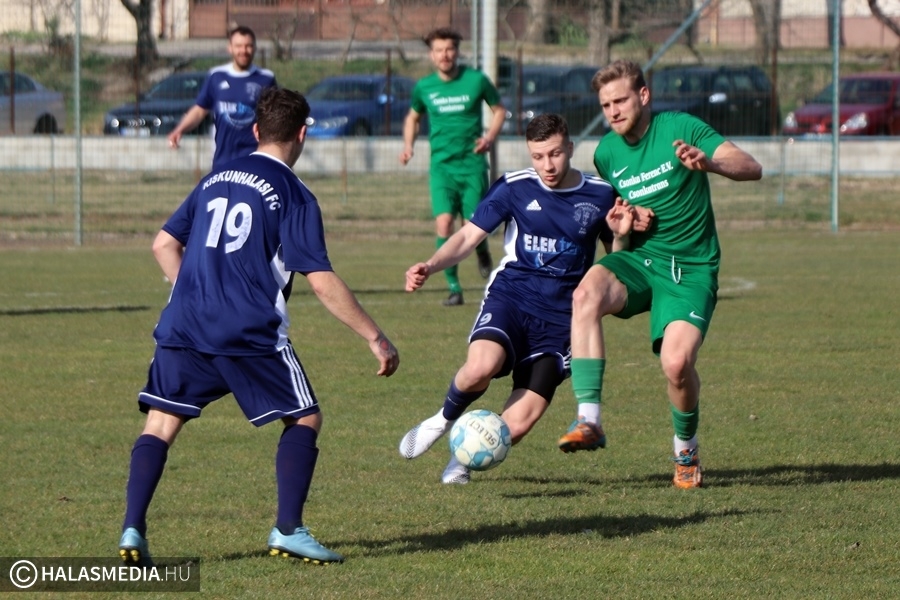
[267,526,344,565]
[119,527,153,567]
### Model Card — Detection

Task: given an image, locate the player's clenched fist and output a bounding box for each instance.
[405,263,431,292]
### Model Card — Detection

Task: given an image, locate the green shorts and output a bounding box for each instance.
[596,250,718,355]
[429,169,488,219]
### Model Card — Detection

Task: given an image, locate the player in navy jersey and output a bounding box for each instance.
[119,87,400,566]
[167,26,277,169]
[397,113,653,484]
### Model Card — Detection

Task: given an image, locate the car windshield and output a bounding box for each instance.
[652,70,711,99]
[499,72,560,96]
[811,79,891,105]
[524,73,561,95]
[145,76,204,100]
[306,80,377,101]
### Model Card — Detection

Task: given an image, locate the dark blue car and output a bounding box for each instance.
[305,74,422,137]
[499,65,601,137]
[103,71,210,137]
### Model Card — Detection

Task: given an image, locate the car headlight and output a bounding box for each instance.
[106,115,120,128]
[313,116,349,130]
[521,110,536,120]
[840,112,868,132]
[783,112,797,128]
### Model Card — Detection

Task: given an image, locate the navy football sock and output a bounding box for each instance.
[275,424,319,536]
[123,434,169,537]
[442,379,487,421]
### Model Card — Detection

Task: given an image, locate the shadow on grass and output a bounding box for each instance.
[0,304,151,316]
[703,462,900,487]
[216,509,755,562]
[503,462,900,489]
[344,508,753,556]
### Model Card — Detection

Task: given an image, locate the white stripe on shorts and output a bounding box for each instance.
[280,345,316,411]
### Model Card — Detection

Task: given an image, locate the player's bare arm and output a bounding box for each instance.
[406,222,489,292]
[474,103,507,154]
[151,229,184,283]
[306,270,400,377]
[167,105,210,149]
[708,140,763,181]
[673,139,762,181]
[399,109,422,165]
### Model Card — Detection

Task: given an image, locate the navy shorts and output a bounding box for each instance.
[138,342,320,427]
[469,294,571,381]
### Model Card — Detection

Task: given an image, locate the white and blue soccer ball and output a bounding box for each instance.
[449,410,512,471]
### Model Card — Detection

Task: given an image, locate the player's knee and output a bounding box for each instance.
[572,284,601,318]
[660,351,693,387]
[458,362,497,388]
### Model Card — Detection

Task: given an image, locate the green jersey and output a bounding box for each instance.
[594,112,726,269]
[411,66,501,174]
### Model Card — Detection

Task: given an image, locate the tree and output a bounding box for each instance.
[587,0,610,67]
[523,0,550,44]
[119,0,158,71]
[748,0,781,65]
[867,0,900,68]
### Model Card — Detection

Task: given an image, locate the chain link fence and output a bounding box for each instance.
[1,0,899,244]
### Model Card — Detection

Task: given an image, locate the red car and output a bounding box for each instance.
[783,72,900,136]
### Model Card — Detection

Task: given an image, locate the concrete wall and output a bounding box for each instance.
[1,136,899,177]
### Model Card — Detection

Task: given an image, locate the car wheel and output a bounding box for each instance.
[34,115,59,134]
[350,120,370,136]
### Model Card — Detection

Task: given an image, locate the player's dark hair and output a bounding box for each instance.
[256,87,310,144]
[591,59,647,93]
[424,27,462,48]
[228,25,256,43]
[526,113,569,143]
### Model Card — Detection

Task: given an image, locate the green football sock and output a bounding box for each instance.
[571,358,605,403]
[436,236,461,293]
[475,238,490,257]
[670,403,700,441]
[571,358,605,423]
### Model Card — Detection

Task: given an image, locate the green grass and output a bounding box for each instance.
[1,224,899,597]
[2,171,898,244]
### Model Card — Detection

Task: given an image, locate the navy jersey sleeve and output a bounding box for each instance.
[280,198,332,274]
[161,190,198,245]
[194,72,215,110]
[469,177,511,233]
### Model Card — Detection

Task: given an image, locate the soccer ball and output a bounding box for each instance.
[448,410,512,471]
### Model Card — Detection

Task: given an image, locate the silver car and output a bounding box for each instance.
[0,71,65,134]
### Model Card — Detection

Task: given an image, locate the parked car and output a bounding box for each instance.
[782,73,900,136]
[0,71,65,134]
[500,65,602,136]
[103,71,209,137]
[304,74,420,137]
[650,64,778,136]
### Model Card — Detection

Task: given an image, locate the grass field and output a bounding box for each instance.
[3,170,900,244]
[1,210,899,597]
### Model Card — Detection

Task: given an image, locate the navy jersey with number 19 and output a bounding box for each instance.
[469,169,615,328]
[154,152,332,356]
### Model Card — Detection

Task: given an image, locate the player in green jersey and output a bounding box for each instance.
[557,59,762,489]
[399,27,506,307]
